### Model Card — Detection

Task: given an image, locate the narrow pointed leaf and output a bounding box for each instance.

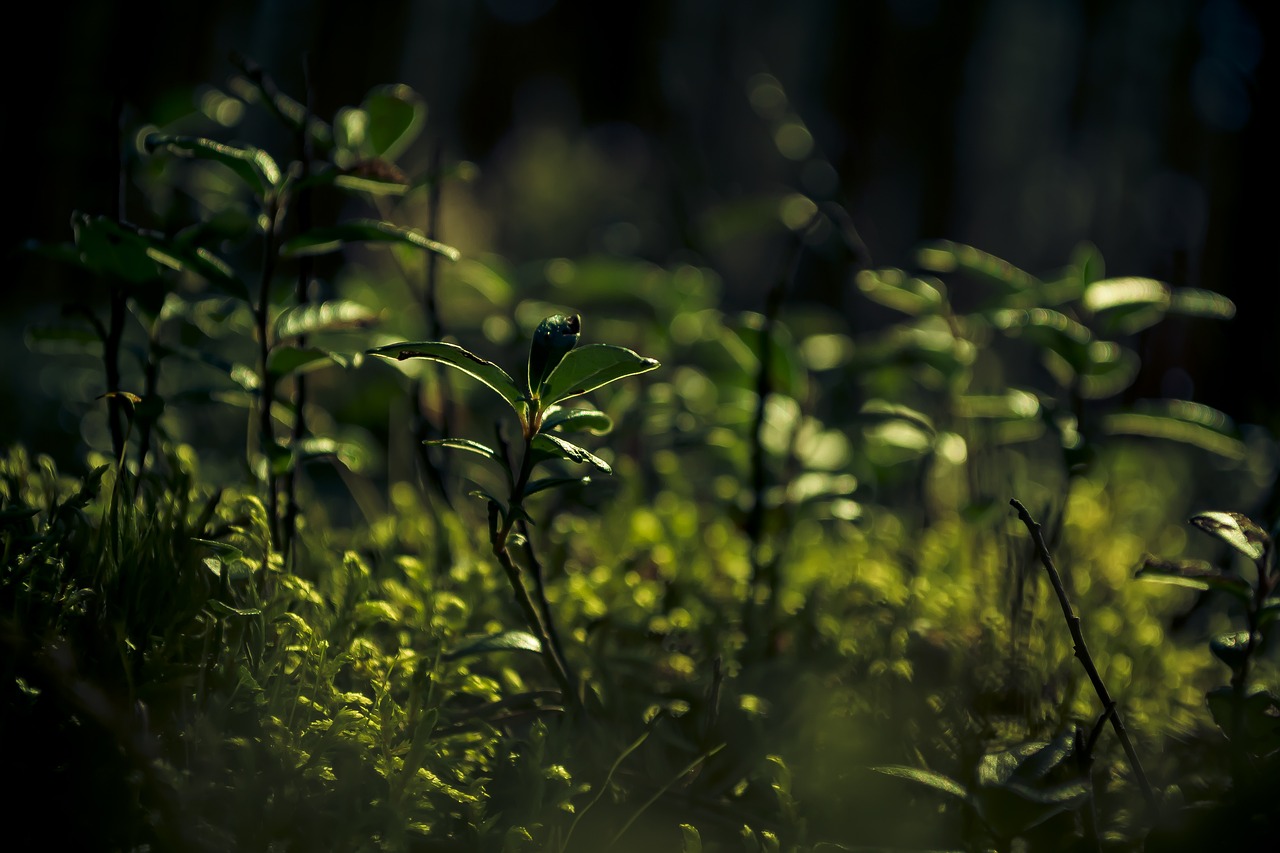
[916,240,1039,294]
[425,438,504,465]
[267,346,345,377]
[275,300,378,339]
[871,766,969,801]
[528,313,581,397]
[370,341,524,415]
[855,268,945,315]
[525,476,592,497]
[1189,511,1270,561]
[531,433,612,473]
[1169,288,1236,320]
[144,133,281,195]
[539,343,659,406]
[1136,555,1253,602]
[442,630,542,661]
[280,220,459,260]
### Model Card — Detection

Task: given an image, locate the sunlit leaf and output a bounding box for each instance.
[442,631,541,661]
[540,344,660,407]
[1083,277,1170,334]
[1189,511,1270,561]
[872,765,968,800]
[531,433,612,473]
[281,220,460,261]
[542,406,612,435]
[1135,555,1252,602]
[368,341,525,416]
[916,240,1039,294]
[525,475,592,497]
[425,438,505,466]
[855,268,946,316]
[1104,400,1245,460]
[275,300,378,339]
[1169,288,1236,321]
[1210,631,1253,671]
[144,133,281,196]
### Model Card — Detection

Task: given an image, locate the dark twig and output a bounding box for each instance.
[1009,498,1157,817]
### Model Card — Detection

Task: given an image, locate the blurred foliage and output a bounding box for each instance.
[4,20,1280,853]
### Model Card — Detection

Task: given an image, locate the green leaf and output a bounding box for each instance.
[857,400,937,435]
[294,164,410,196]
[369,341,525,416]
[528,313,581,398]
[916,240,1039,295]
[275,300,378,339]
[442,631,542,661]
[266,346,345,377]
[425,438,505,466]
[542,406,612,435]
[144,133,281,196]
[1168,288,1236,321]
[539,343,660,407]
[363,84,427,161]
[72,213,162,283]
[991,308,1092,372]
[1210,631,1253,671]
[1083,277,1171,334]
[531,433,612,474]
[1189,511,1270,561]
[1103,401,1246,460]
[280,220,460,261]
[525,476,592,497]
[871,765,968,800]
[679,824,703,853]
[855,268,946,315]
[1207,687,1280,750]
[1135,556,1253,602]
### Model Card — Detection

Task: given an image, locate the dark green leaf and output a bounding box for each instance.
[871,766,968,800]
[72,213,162,283]
[1136,555,1253,602]
[363,84,426,161]
[916,240,1039,294]
[294,165,410,196]
[992,308,1092,372]
[425,438,505,467]
[369,341,524,416]
[275,300,378,338]
[1210,631,1253,671]
[528,313,581,398]
[542,406,612,435]
[1189,511,1270,561]
[144,133,281,196]
[525,475,592,497]
[531,433,612,473]
[266,346,326,376]
[442,631,542,661]
[280,220,460,261]
[540,343,660,407]
[1103,402,1245,460]
[1168,288,1236,321]
[855,268,945,315]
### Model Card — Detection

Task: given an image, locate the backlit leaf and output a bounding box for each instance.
[281,220,459,261]
[368,341,524,416]
[540,344,660,407]
[145,133,281,196]
[1189,511,1270,561]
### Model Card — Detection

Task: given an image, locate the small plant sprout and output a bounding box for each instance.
[369,313,659,705]
[1138,510,1277,786]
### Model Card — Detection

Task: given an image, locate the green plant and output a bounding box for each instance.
[370,313,659,707]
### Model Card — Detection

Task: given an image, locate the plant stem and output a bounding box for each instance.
[1009,498,1157,817]
[257,197,282,550]
[282,56,315,566]
[488,499,577,707]
[413,143,454,507]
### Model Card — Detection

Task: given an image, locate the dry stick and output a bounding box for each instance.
[1009,498,1158,816]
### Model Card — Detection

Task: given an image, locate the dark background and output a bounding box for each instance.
[4,0,1275,442]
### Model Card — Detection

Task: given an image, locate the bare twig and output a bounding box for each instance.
[1009,498,1157,817]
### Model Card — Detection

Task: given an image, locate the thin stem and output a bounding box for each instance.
[257,197,282,550]
[282,55,316,566]
[413,143,454,507]
[1009,498,1157,817]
